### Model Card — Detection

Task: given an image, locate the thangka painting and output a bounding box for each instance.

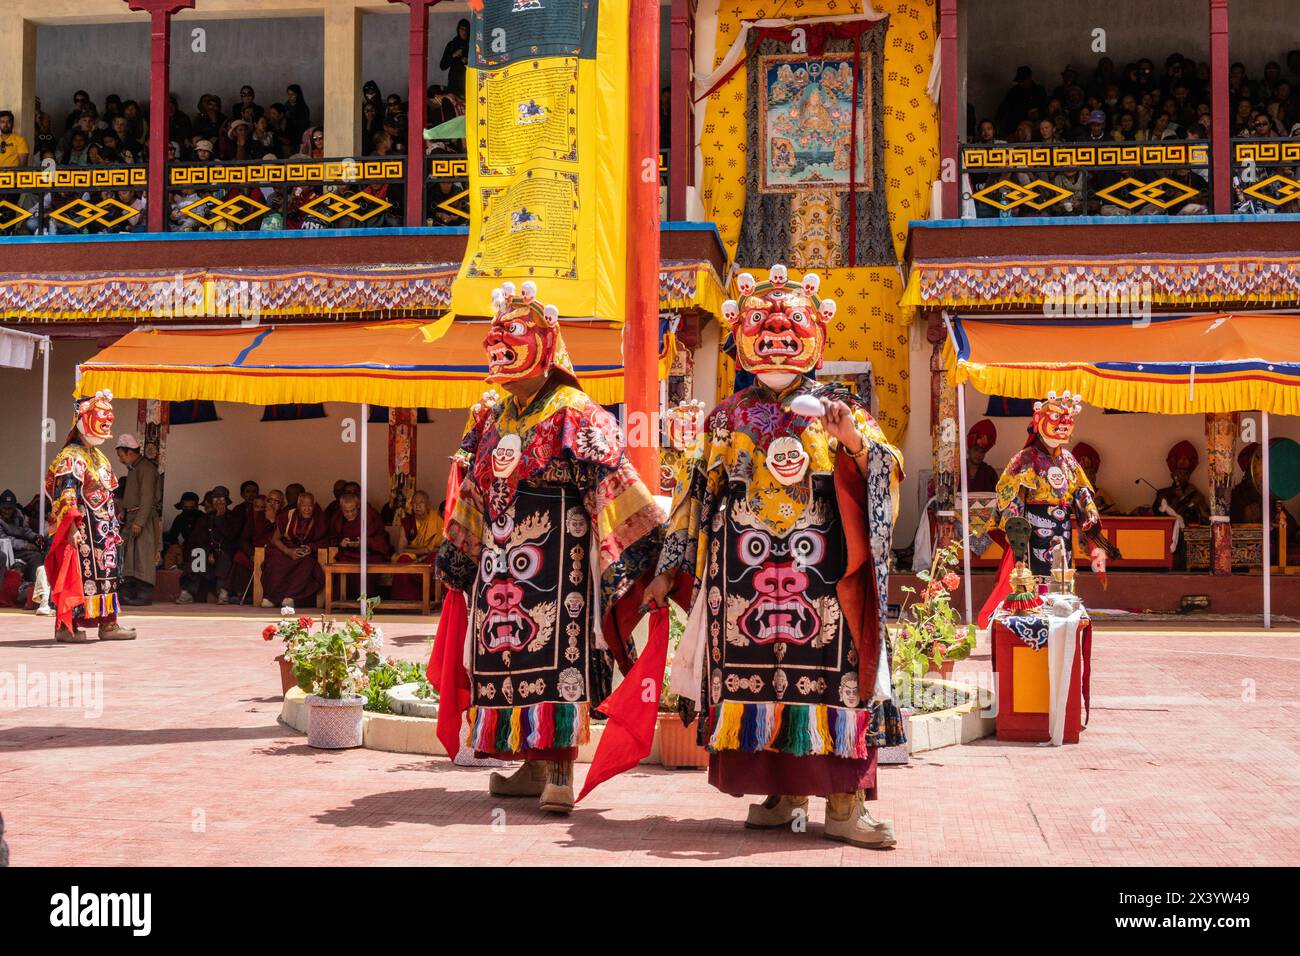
[759,54,871,193]
[737,27,891,270]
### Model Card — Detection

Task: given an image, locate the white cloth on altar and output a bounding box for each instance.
[1045,608,1085,746]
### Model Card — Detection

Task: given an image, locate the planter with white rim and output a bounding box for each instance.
[306,694,365,749]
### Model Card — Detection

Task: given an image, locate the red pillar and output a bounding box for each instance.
[626,0,661,485]
[1210,0,1231,214]
[668,0,695,221]
[391,0,440,227]
[939,0,960,219]
[128,0,194,233]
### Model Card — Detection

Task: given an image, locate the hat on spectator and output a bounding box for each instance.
[0,489,18,508]
[115,433,142,450]
[1087,110,1107,125]
[209,485,231,502]
[194,139,214,153]
[227,119,249,132]
[173,491,200,509]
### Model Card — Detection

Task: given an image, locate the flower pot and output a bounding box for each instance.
[306,694,365,749]
[276,654,296,695]
[877,707,914,765]
[926,659,956,679]
[657,713,709,769]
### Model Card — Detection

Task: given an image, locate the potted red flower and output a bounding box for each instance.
[262,616,315,694]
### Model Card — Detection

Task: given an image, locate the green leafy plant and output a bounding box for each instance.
[893,540,976,684]
[659,604,687,713]
[269,615,384,700]
[359,657,435,712]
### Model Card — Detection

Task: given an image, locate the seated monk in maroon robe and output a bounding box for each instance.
[261,491,328,610]
[329,492,392,599]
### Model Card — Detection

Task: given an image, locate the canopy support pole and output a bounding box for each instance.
[38,337,50,536]
[943,312,974,624]
[1262,410,1271,629]
[361,403,369,613]
[956,382,974,625]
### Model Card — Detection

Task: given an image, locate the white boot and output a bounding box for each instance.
[745,794,810,830]
[488,760,548,798]
[824,792,896,849]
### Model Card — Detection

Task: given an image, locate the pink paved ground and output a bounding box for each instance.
[2,605,1299,866]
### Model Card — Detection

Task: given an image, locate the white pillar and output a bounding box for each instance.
[956,382,973,624]
[360,402,369,610]
[38,337,50,536]
[1262,411,1271,629]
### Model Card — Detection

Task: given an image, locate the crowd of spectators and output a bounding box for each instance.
[968,51,1300,216]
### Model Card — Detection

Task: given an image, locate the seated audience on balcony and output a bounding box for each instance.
[362,101,383,154]
[392,490,442,601]
[995,66,1048,136]
[0,488,46,586]
[262,490,328,611]
[61,130,90,166]
[0,111,29,167]
[167,94,191,148]
[284,85,311,146]
[440,19,471,96]
[330,493,392,563]
[220,119,258,161]
[32,104,56,159]
[61,90,92,131]
[245,490,284,554]
[236,85,263,122]
[193,94,226,144]
[301,127,325,158]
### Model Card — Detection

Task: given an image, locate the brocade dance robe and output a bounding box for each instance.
[437,379,665,762]
[993,439,1113,574]
[655,378,906,798]
[44,435,123,627]
[261,509,328,606]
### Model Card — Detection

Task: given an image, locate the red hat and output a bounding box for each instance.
[1072,442,1100,471]
[1166,439,1198,472]
[967,418,997,451]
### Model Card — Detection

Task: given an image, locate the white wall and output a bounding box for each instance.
[0,340,468,524]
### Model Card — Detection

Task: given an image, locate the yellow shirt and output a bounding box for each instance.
[0,132,29,167]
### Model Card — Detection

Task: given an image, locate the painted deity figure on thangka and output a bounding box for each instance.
[643,263,906,850]
[43,390,137,643]
[430,281,665,814]
[977,390,1120,626]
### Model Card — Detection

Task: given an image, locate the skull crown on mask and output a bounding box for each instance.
[721,264,836,380]
[1030,390,1084,448]
[482,281,560,385]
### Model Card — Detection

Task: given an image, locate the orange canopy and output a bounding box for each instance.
[77,318,626,408]
[945,312,1300,415]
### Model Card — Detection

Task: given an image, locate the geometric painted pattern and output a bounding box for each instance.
[169,159,405,187]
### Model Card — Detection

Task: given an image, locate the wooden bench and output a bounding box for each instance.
[323,547,434,615]
[252,546,331,609]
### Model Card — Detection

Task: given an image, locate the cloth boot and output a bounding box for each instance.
[745,794,810,830]
[488,760,548,797]
[55,625,90,643]
[539,760,575,814]
[98,621,138,641]
[824,791,896,849]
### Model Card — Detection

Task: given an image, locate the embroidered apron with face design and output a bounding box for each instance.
[705,476,861,716]
[469,483,592,715]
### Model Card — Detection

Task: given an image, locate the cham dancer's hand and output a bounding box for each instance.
[824,400,864,455]
[642,570,676,613]
[1090,547,1107,574]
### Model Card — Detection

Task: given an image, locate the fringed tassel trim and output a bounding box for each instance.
[707,700,907,757]
[464,702,590,755]
[83,592,119,620]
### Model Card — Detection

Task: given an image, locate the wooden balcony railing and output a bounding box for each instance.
[960,141,1213,219]
[0,164,148,236]
[165,157,406,232]
[1231,138,1300,213]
